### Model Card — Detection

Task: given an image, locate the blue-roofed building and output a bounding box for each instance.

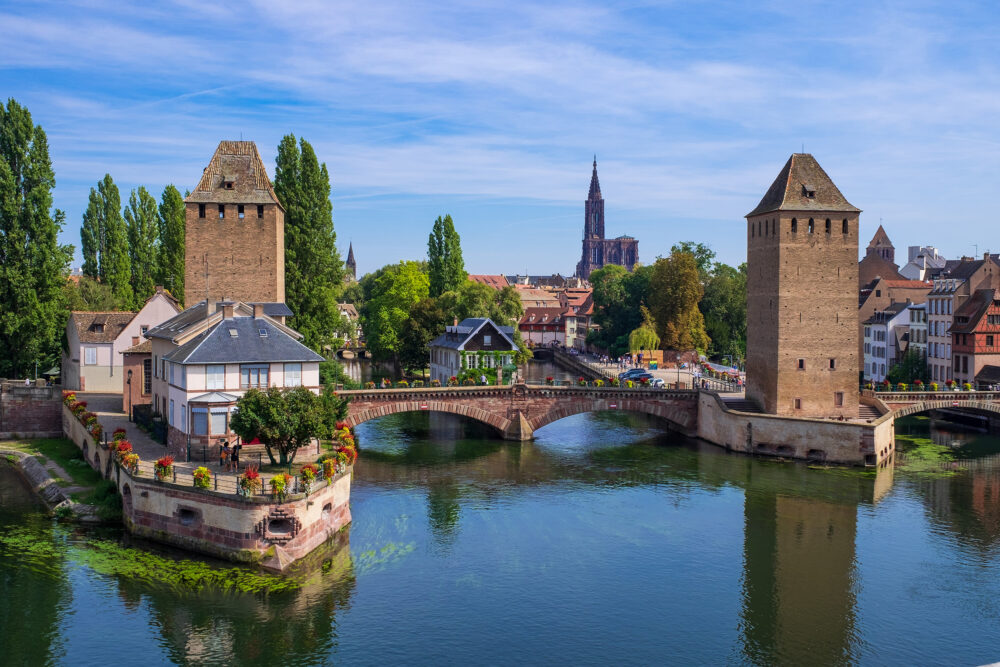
[145,300,324,457]
[429,318,518,384]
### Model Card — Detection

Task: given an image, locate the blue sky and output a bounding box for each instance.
[4,0,1000,276]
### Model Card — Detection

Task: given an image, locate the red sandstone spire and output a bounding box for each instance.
[589,155,601,199]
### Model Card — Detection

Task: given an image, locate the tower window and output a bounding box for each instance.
[808,218,814,233]
[834,392,844,407]
[751,223,754,238]
[829,358,836,369]
[794,398,802,410]
[757,220,761,236]
[842,219,848,234]
[797,358,805,370]
[198,203,205,218]
[257,205,264,218]
[791,218,797,233]
[238,204,245,219]
[825,219,831,234]
[218,204,225,219]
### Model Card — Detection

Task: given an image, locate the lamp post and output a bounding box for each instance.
[126,369,133,422]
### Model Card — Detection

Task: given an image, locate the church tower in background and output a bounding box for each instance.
[575,158,639,280]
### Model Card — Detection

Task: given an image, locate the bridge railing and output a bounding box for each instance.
[861,389,1000,402]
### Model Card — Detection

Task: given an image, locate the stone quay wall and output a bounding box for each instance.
[696,392,895,466]
[0,382,62,439]
[63,404,352,570]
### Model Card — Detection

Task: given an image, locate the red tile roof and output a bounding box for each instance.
[468,274,509,289]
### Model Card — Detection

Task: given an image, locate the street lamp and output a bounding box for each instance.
[126,369,133,423]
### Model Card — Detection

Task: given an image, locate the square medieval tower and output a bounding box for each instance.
[745,154,860,418]
[184,141,285,305]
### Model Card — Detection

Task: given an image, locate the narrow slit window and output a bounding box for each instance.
[238,204,245,219]
[842,218,848,234]
[257,205,264,218]
[198,203,206,218]
[825,218,831,234]
[797,358,805,370]
[808,218,814,233]
[791,218,797,233]
[218,204,225,219]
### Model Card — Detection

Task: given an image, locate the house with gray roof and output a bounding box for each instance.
[145,299,323,456]
[429,318,518,384]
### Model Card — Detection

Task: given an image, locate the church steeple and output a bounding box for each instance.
[345,242,356,282]
[589,156,601,199]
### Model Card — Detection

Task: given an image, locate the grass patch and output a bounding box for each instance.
[0,438,102,489]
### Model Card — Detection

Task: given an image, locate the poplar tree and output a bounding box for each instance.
[125,186,158,306]
[157,184,185,304]
[274,134,344,351]
[0,99,71,377]
[427,214,465,297]
[96,175,133,308]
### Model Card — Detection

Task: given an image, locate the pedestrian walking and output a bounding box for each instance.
[218,439,227,469]
[231,441,242,472]
[222,441,232,472]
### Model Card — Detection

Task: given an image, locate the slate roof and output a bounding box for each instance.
[747,153,860,217]
[976,365,1000,385]
[70,312,135,343]
[863,302,910,325]
[252,302,293,318]
[428,318,517,351]
[163,316,323,365]
[185,141,282,207]
[950,289,996,334]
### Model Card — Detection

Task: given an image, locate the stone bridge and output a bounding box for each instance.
[339,384,700,440]
[863,390,1000,421]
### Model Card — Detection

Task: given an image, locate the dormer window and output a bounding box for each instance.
[802,184,816,198]
[93,324,104,333]
[224,181,234,190]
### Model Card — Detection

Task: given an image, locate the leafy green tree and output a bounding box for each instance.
[399,296,447,374]
[125,186,159,306]
[887,349,929,385]
[628,306,660,354]
[701,262,747,360]
[0,99,71,377]
[275,135,344,352]
[650,250,710,352]
[588,263,653,355]
[359,260,429,372]
[427,214,465,297]
[230,386,339,465]
[157,184,185,304]
[63,276,117,312]
[81,174,132,308]
[671,241,716,283]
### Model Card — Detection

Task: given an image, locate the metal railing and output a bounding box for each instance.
[120,459,342,499]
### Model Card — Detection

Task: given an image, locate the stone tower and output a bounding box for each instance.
[184,141,285,305]
[866,225,895,263]
[575,158,639,279]
[745,154,860,417]
[345,242,357,282]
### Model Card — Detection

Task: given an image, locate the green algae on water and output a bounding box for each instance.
[895,432,962,476]
[0,527,301,595]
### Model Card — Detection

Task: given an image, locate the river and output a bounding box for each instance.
[4,406,1000,664]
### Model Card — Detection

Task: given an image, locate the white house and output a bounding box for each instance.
[62,288,181,391]
[863,302,910,382]
[145,300,324,457]
[429,318,518,384]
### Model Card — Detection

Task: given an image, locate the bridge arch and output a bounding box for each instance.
[346,401,512,437]
[890,399,1000,421]
[528,399,695,435]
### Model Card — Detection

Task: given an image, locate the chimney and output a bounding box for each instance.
[132,336,139,346]
[254,304,265,319]
[222,304,235,319]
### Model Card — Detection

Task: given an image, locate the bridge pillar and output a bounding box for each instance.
[502,411,534,441]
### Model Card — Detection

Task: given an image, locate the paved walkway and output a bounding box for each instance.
[77,392,246,478]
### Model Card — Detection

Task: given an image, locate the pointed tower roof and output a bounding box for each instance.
[185,140,283,208]
[346,242,356,266]
[746,153,859,217]
[867,225,893,249]
[588,156,602,199]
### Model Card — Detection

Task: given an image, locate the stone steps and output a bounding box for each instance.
[723,398,763,413]
[858,405,882,420]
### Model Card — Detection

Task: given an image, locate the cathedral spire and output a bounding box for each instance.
[589,156,601,199]
[346,242,356,281]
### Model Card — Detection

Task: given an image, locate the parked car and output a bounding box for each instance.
[619,368,648,380]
